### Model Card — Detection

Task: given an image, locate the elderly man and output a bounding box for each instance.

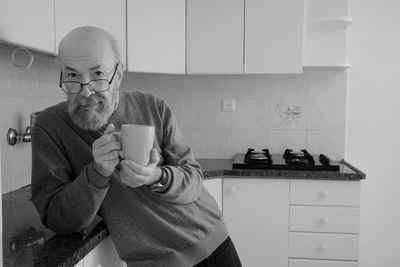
[31,26,241,267]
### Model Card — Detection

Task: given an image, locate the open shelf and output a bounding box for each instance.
[307,17,353,28]
[303,64,351,70]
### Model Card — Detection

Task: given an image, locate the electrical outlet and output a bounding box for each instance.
[222,99,235,112]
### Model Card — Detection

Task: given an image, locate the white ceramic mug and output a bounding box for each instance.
[121,124,155,166]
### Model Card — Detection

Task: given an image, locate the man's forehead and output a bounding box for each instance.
[63,64,107,72]
[59,27,115,70]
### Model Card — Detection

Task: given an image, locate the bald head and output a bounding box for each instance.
[58,26,121,68]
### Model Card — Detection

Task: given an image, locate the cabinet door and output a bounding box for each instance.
[83,236,126,267]
[203,178,222,211]
[186,0,244,74]
[127,0,185,74]
[245,0,304,73]
[55,0,126,66]
[0,0,55,53]
[223,178,289,267]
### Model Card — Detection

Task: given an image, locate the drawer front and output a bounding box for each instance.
[290,180,361,206]
[289,232,359,260]
[289,259,358,267]
[290,206,360,233]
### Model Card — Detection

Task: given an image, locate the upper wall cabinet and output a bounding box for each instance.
[127,0,186,74]
[55,0,126,68]
[0,0,55,54]
[186,0,244,74]
[127,0,305,74]
[245,0,305,74]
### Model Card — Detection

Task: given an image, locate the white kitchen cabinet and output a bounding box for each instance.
[55,0,126,67]
[289,179,361,266]
[82,236,126,267]
[223,178,289,267]
[128,0,305,74]
[244,0,305,74]
[0,0,55,54]
[186,0,244,74]
[127,0,186,74]
[203,178,223,211]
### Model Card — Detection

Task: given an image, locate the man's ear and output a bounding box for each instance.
[116,64,124,88]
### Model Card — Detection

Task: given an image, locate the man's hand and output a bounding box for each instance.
[92,124,122,177]
[120,148,161,188]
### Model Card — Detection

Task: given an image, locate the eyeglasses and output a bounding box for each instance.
[59,64,119,94]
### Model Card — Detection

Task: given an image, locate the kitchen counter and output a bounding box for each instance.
[199,158,365,180]
[2,158,365,267]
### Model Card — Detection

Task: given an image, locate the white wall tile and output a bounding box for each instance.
[185,75,230,100]
[230,129,268,154]
[267,73,307,99]
[167,99,196,129]
[194,129,231,158]
[231,99,268,129]
[1,144,12,194]
[193,99,231,129]
[307,130,345,160]
[228,75,270,99]
[307,70,347,99]
[269,100,308,130]
[180,128,197,154]
[308,100,346,129]
[269,130,307,154]
[10,144,31,190]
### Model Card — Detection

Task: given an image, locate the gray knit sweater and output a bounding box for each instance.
[31,91,228,266]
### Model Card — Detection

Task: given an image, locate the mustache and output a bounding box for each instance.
[76,95,103,106]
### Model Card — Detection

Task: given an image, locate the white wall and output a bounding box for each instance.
[346,1,400,266]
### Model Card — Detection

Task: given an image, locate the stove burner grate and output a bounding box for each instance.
[244,148,273,164]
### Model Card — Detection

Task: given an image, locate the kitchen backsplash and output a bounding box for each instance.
[0,44,346,193]
[121,71,346,160]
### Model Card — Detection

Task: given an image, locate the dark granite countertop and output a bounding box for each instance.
[198,158,366,180]
[2,158,365,267]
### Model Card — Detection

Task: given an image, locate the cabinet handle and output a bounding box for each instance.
[321,190,330,198]
[320,217,331,224]
[319,243,329,251]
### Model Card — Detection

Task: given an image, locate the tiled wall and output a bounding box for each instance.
[0,43,347,193]
[0,44,64,194]
[121,70,347,160]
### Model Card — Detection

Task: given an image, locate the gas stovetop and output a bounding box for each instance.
[232,148,340,171]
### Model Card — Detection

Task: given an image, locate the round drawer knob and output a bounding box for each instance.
[319,243,329,251]
[321,190,330,198]
[321,217,331,224]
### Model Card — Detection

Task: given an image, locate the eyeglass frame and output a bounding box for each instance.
[59,63,119,94]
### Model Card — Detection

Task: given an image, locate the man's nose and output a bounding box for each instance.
[79,82,95,98]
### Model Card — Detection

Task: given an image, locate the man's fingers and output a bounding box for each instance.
[121,160,143,174]
[148,148,160,167]
[103,123,115,135]
[100,141,121,154]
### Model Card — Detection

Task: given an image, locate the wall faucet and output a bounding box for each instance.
[7,111,41,145]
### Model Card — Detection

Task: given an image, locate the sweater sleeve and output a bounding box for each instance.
[31,124,111,234]
[151,98,203,205]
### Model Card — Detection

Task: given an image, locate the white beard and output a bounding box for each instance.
[67,90,118,131]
